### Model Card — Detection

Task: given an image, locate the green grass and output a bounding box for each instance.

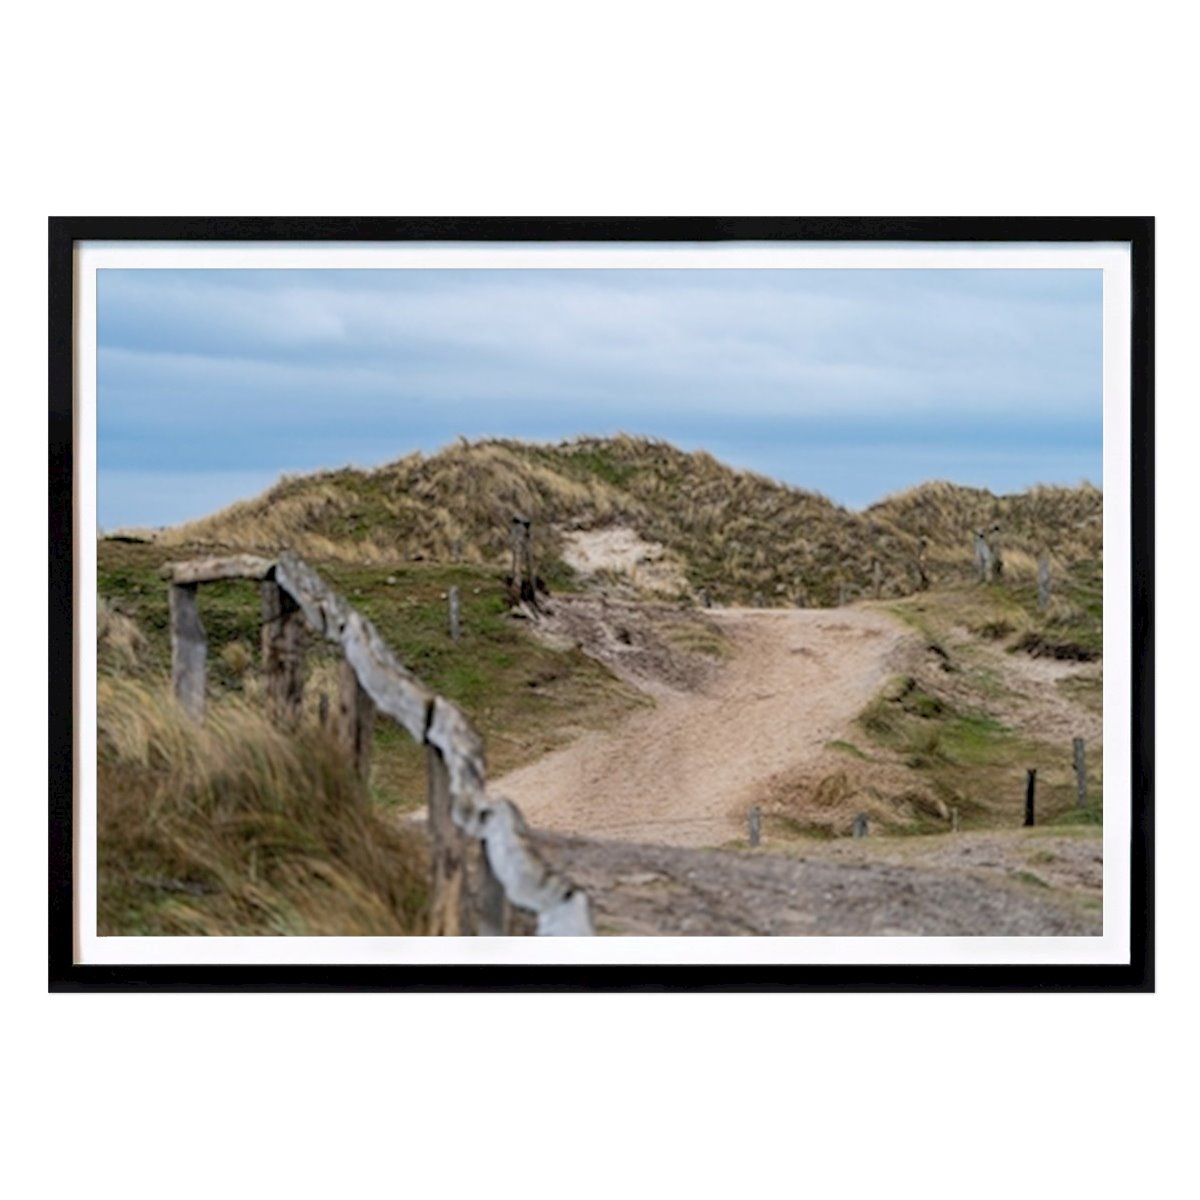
[890,565,1103,664]
[857,675,1089,831]
[554,445,638,488]
[1013,870,1051,889]
[1052,796,1104,827]
[98,540,647,813]
[826,739,871,760]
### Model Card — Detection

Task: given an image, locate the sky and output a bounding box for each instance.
[97,267,1103,528]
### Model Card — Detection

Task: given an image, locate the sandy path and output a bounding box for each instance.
[493,607,908,847]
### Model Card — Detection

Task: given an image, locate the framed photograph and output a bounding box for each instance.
[49,217,1153,991]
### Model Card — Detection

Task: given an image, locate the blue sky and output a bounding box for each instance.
[97,267,1102,528]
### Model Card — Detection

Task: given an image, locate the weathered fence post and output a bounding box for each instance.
[950,806,960,833]
[987,524,1003,580]
[700,586,711,609]
[426,740,508,936]
[1024,768,1037,827]
[1037,557,1052,611]
[477,857,512,937]
[426,744,470,935]
[261,580,306,727]
[170,583,206,720]
[853,812,868,838]
[752,591,764,609]
[838,582,847,607]
[974,532,992,583]
[1073,737,1087,808]
[748,806,761,847]
[448,585,461,643]
[510,513,537,607]
[915,537,930,591]
[333,658,375,782]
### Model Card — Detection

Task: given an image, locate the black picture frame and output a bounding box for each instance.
[49,216,1154,992]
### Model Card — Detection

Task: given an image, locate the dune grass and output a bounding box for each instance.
[98,677,429,936]
[145,435,1103,609]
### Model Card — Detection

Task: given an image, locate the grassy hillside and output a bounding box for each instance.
[150,435,1103,608]
[97,436,1104,930]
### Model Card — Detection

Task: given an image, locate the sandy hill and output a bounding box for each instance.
[152,435,1102,605]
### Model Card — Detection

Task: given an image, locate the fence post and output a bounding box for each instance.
[1037,557,1052,612]
[915,537,930,591]
[986,524,1003,580]
[333,658,375,782]
[873,558,882,599]
[700,587,711,609]
[425,741,505,935]
[426,744,470,935]
[853,812,868,838]
[974,532,992,583]
[477,857,512,937]
[752,591,764,609]
[261,580,306,727]
[1073,737,1087,808]
[448,585,461,643]
[748,806,761,847]
[169,583,206,720]
[950,806,960,833]
[1024,768,1037,827]
[511,514,536,607]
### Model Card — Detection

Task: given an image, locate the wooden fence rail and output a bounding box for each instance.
[161,552,593,937]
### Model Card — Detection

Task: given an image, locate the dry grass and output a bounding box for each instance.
[98,597,148,674]
[98,676,428,936]
[150,435,1102,608]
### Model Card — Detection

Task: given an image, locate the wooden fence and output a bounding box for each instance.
[160,551,593,937]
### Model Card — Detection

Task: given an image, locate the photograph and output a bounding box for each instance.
[51,218,1152,987]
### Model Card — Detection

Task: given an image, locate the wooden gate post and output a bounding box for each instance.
[1024,769,1037,827]
[1073,737,1087,808]
[333,658,375,783]
[261,580,306,727]
[170,583,206,720]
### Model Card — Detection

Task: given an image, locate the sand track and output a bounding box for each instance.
[493,606,909,847]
